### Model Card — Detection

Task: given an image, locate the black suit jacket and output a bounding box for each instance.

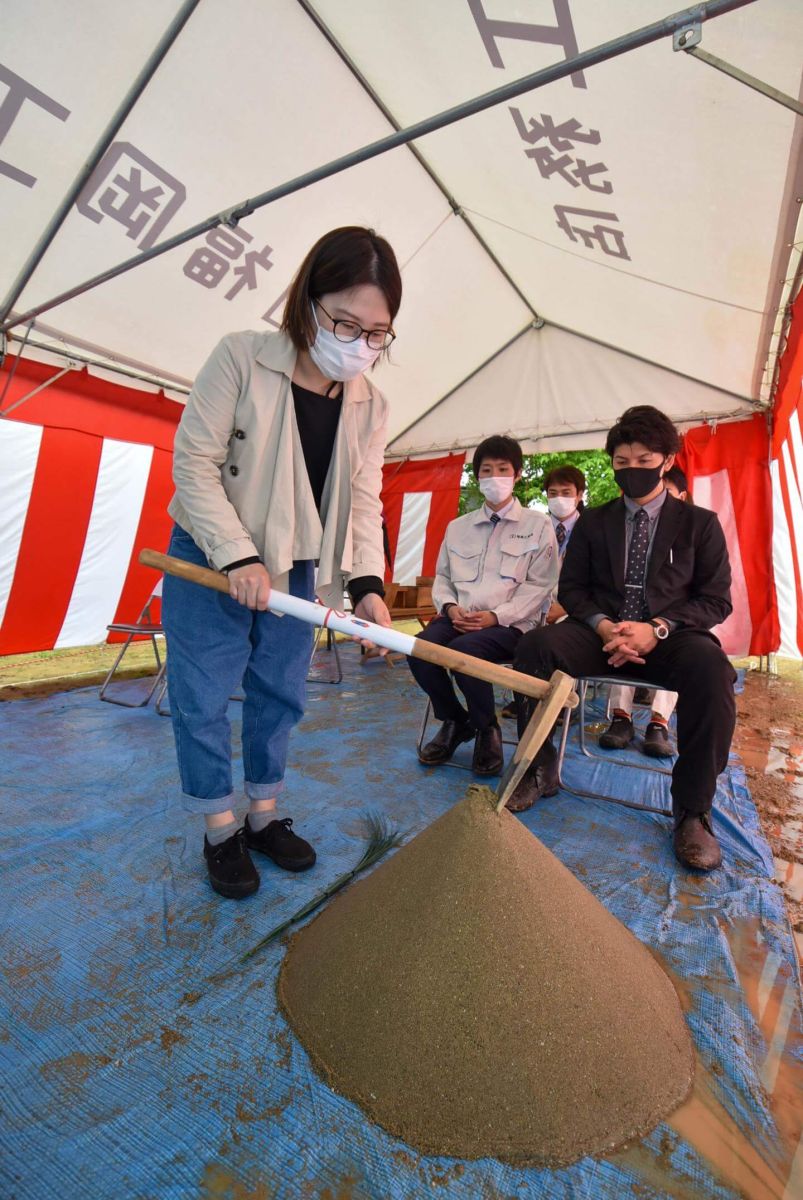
[558,495,732,633]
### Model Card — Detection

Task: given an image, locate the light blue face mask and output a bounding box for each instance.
[308,302,381,382]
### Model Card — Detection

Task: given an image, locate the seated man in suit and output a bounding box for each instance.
[509,406,735,871]
[409,435,558,777]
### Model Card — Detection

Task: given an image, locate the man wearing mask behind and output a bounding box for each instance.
[408,436,558,777]
[543,464,585,623]
[509,406,735,872]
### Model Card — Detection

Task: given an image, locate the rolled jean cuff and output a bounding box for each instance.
[244,779,285,801]
[180,789,236,816]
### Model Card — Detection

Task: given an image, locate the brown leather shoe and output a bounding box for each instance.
[419,718,474,765]
[673,811,722,871]
[505,743,560,812]
[472,723,503,776]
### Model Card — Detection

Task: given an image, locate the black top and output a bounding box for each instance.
[292,381,342,513]
[223,381,384,605]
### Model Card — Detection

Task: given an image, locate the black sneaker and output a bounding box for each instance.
[599,714,634,750]
[643,721,674,758]
[203,828,259,899]
[245,816,316,872]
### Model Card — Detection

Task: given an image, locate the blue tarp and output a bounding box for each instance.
[1,647,801,1199]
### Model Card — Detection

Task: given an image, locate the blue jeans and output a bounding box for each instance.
[161,524,315,814]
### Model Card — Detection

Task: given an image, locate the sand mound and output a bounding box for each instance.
[278,787,693,1166]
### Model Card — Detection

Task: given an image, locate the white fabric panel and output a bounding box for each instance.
[317,0,803,396]
[771,459,798,659]
[1,0,181,283]
[2,0,794,439]
[394,491,432,586]
[388,324,756,457]
[779,434,803,657]
[4,0,527,429]
[692,470,752,657]
[0,420,42,628]
[56,439,153,647]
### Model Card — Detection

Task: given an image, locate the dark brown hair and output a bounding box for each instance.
[281,226,402,351]
[472,435,523,477]
[543,465,586,496]
[605,405,680,458]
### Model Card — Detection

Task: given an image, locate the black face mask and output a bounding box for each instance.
[613,463,665,499]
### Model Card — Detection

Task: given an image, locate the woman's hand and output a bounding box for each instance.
[228,563,272,610]
[353,593,393,655]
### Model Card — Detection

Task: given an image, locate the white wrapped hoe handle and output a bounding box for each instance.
[139,550,577,709]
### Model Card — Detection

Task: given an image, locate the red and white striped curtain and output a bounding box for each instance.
[0,356,180,655]
[678,414,779,658]
[771,287,803,659]
[381,454,465,585]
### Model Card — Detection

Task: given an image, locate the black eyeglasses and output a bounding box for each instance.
[315,300,395,351]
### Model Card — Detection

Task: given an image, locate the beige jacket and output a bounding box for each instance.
[168,330,387,608]
[432,500,559,634]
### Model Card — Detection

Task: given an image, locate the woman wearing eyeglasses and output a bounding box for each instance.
[162,226,401,899]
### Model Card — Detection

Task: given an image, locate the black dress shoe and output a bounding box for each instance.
[419,718,474,765]
[245,816,316,872]
[472,723,504,776]
[505,742,560,812]
[599,714,634,750]
[673,811,721,871]
[204,828,259,899]
[643,721,674,758]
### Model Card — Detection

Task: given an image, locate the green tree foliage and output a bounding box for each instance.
[459,450,619,515]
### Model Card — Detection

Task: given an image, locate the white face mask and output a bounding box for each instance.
[547,495,577,520]
[479,476,515,505]
[308,302,381,382]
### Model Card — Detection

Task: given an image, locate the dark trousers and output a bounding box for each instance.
[408,615,522,730]
[513,619,736,817]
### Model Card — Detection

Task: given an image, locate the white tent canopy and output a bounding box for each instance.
[2,0,801,453]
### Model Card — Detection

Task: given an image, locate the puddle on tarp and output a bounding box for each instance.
[610,924,803,1199]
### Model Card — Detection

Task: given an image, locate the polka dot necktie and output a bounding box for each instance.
[555,523,566,547]
[619,508,650,621]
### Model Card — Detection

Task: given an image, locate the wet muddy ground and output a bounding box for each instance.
[731,666,803,942]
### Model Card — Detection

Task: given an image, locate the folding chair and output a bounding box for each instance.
[99,581,166,708]
[307,625,343,685]
[555,675,673,816]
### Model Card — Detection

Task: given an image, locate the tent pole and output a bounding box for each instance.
[294,0,540,322]
[1,335,191,398]
[387,406,763,460]
[0,0,756,336]
[0,0,202,326]
[684,46,803,116]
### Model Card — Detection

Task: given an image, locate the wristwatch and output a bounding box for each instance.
[649,618,670,640]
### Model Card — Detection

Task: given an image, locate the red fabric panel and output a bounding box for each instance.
[1,355,183,451]
[381,454,464,582]
[107,447,174,642]
[772,288,803,459]
[0,426,102,654]
[771,287,803,653]
[678,414,778,655]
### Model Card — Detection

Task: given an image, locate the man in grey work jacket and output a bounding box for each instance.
[408,435,558,776]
